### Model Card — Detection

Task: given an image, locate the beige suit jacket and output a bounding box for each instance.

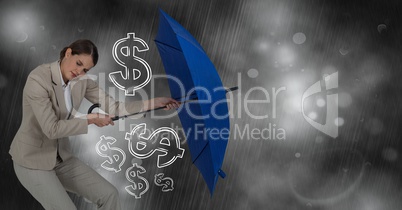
[9,61,143,170]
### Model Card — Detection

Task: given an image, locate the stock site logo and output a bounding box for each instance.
[302,72,339,138]
[109,33,152,96]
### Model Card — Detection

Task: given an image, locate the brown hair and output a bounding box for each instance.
[59,39,99,65]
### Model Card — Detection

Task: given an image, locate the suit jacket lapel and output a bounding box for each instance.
[69,73,85,119]
[50,61,69,120]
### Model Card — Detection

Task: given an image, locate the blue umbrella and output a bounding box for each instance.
[155,9,232,195]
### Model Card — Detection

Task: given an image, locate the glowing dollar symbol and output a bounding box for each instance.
[154,173,174,192]
[125,123,185,168]
[125,163,149,199]
[109,33,152,96]
[95,135,126,173]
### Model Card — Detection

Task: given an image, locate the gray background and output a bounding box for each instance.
[1,0,402,209]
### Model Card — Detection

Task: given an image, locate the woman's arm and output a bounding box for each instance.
[87,113,115,127]
[25,75,89,139]
[142,97,180,111]
[84,78,180,116]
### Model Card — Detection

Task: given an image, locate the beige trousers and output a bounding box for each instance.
[13,157,121,210]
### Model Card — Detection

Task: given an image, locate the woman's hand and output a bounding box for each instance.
[143,97,181,111]
[87,113,115,127]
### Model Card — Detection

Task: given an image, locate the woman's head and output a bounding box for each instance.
[59,39,98,65]
[59,39,98,83]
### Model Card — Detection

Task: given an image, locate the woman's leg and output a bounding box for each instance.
[13,162,77,210]
[55,157,121,210]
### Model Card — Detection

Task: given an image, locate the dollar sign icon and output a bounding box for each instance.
[125,163,149,199]
[154,173,174,192]
[125,123,185,168]
[95,135,126,173]
[109,33,152,96]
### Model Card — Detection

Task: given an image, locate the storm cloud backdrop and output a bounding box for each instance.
[1,0,402,209]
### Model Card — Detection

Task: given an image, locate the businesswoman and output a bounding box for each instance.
[9,39,179,210]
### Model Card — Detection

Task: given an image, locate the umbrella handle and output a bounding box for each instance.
[87,103,120,121]
[88,103,100,114]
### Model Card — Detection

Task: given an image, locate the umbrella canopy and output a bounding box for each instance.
[155,9,230,195]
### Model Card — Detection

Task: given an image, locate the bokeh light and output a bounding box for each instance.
[308,112,317,120]
[292,32,306,45]
[334,117,345,127]
[131,157,143,166]
[247,68,259,78]
[316,98,326,107]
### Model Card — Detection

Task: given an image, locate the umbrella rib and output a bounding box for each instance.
[154,40,183,52]
[192,142,209,164]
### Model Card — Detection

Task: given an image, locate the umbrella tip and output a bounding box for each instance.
[218,169,226,179]
[158,8,167,14]
[225,86,239,93]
